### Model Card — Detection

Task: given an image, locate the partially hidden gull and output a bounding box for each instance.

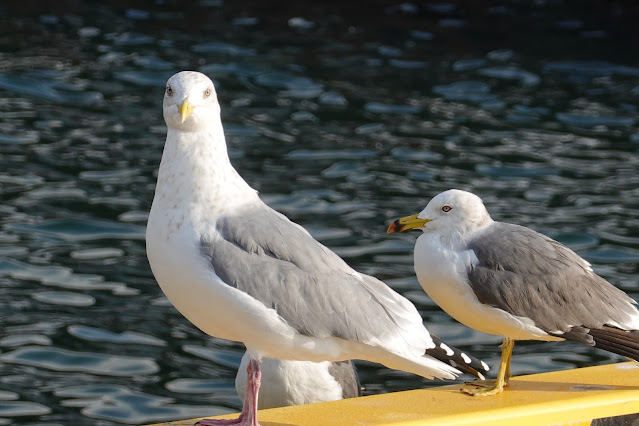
[146,71,479,425]
[235,334,490,409]
[388,189,639,396]
[235,353,361,409]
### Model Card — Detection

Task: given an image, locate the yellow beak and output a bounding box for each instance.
[179,99,195,123]
[387,214,431,233]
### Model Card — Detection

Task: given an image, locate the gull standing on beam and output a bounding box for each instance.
[388,189,639,396]
[146,71,471,426]
[235,335,490,409]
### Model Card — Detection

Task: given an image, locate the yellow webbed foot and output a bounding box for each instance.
[462,379,506,396]
[462,337,514,397]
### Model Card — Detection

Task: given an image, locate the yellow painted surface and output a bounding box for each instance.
[149,362,639,426]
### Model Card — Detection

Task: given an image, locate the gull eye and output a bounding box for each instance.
[442,205,452,212]
[204,88,212,98]
[166,85,173,96]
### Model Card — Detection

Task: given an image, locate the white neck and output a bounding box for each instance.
[152,123,258,222]
[429,217,495,250]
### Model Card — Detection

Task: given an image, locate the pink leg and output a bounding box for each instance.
[196,359,261,426]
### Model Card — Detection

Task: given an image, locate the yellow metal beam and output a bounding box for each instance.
[149,362,639,426]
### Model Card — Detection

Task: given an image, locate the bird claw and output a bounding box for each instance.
[461,379,506,396]
[195,416,257,426]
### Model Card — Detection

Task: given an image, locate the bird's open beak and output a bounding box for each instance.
[180,99,195,123]
[387,214,431,233]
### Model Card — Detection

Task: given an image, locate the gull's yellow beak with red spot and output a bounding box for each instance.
[387,214,431,233]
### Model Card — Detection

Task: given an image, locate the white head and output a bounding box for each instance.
[388,189,493,237]
[163,71,220,131]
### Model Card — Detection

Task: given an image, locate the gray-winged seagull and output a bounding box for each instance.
[388,189,639,396]
[146,72,483,425]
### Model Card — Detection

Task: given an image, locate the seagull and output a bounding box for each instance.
[146,71,473,425]
[387,189,639,396]
[235,353,361,409]
[235,335,490,409]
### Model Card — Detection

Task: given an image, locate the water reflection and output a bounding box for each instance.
[1,1,639,424]
[1,346,158,377]
[53,385,229,424]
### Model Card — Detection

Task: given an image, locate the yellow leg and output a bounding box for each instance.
[462,337,514,396]
[503,338,513,382]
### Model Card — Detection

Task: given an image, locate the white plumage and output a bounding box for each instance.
[146,71,461,425]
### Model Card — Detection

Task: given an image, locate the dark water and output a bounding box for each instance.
[1,1,639,424]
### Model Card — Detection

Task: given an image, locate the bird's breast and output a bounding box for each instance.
[413,234,551,339]
[414,235,473,290]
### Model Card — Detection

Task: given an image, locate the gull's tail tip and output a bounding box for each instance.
[427,335,490,380]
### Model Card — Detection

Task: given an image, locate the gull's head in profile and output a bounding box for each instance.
[387,189,493,237]
[163,71,220,131]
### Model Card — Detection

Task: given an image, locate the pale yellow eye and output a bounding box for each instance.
[204,88,212,98]
[442,205,452,212]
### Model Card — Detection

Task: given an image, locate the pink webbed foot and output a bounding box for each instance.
[195,414,249,426]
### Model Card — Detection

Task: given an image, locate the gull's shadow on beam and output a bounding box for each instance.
[259,422,299,426]
[159,422,297,426]
[506,379,639,393]
[165,420,298,426]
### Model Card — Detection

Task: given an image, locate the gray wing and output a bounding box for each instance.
[466,222,638,334]
[328,361,362,399]
[201,203,422,349]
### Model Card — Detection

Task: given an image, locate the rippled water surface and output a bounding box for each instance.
[2,1,639,424]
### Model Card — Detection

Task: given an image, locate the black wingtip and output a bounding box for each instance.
[558,326,639,361]
[589,327,639,361]
[427,335,490,379]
